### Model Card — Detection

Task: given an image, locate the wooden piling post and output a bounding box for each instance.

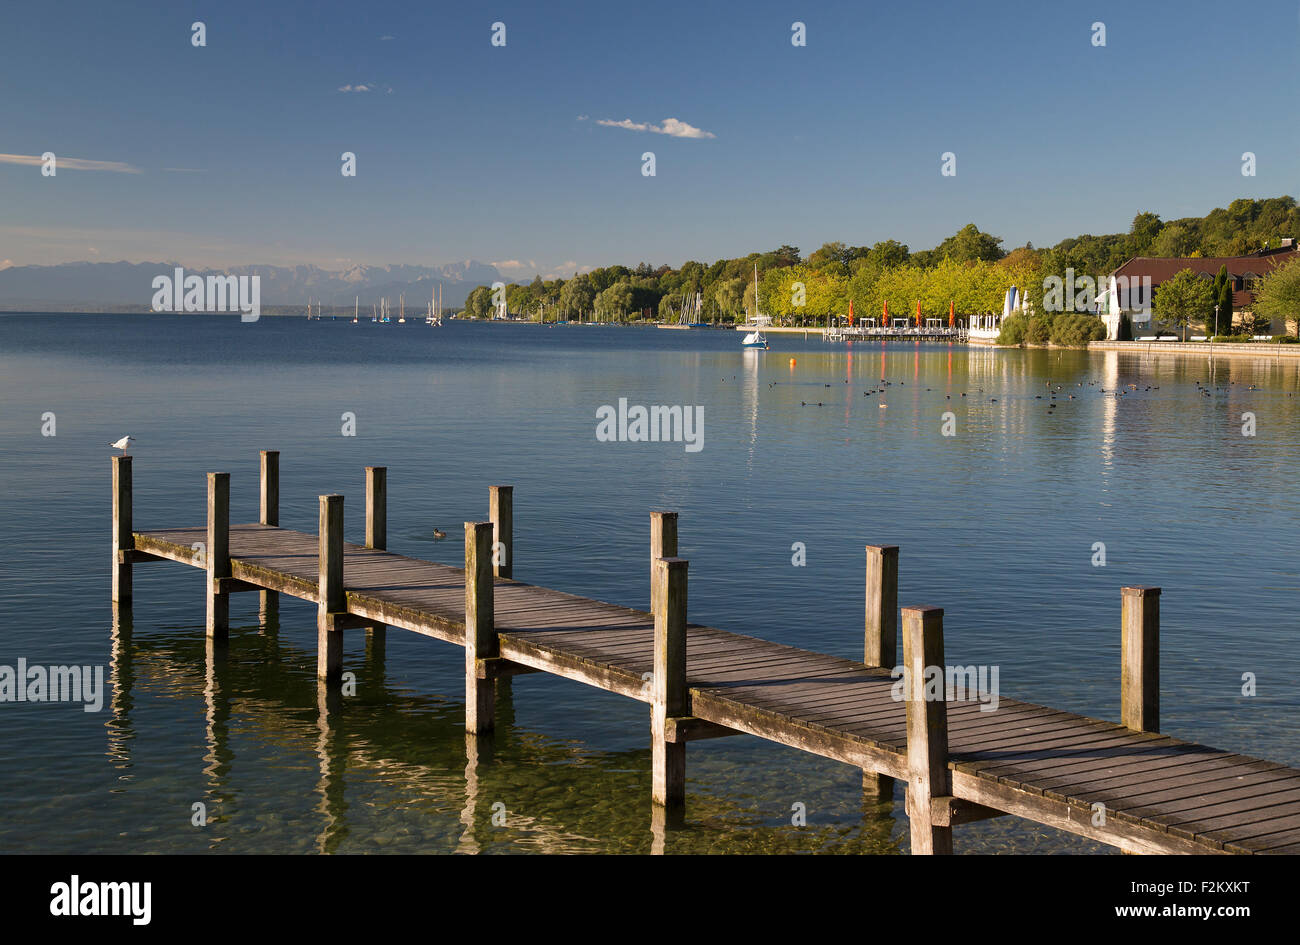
[864,545,899,668]
[317,494,344,681]
[863,544,899,800]
[111,456,133,604]
[489,485,512,579]
[259,450,279,526]
[1121,586,1160,733]
[650,512,678,614]
[365,466,387,551]
[206,472,230,638]
[464,522,496,733]
[259,451,280,624]
[903,605,952,854]
[651,557,688,808]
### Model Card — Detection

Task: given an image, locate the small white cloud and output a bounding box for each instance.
[577,114,589,121]
[87,246,99,255]
[379,35,395,40]
[0,152,141,173]
[593,117,715,139]
[338,84,372,93]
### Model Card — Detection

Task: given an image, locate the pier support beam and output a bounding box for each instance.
[651,557,688,808]
[365,466,387,551]
[489,486,512,580]
[112,456,133,604]
[1122,586,1160,733]
[863,544,899,800]
[650,511,678,614]
[464,522,497,733]
[903,605,952,854]
[258,451,279,626]
[317,495,344,681]
[364,466,388,644]
[206,472,230,638]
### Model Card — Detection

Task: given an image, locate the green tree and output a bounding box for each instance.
[1153,269,1214,340]
[714,277,745,320]
[931,223,1005,264]
[594,281,634,321]
[462,285,492,319]
[1253,256,1300,337]
[558,274,595,320]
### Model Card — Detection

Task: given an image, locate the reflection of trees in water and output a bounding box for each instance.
[110,609,904,854]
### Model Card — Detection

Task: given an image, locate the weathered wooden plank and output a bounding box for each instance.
[948,769,1228,854]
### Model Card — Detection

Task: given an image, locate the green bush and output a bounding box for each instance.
[996,313,1027,345]
[1210,334,1252,343]
[1116,313,1134,341]
[1050,314,1108,347]
[1025,315,1052,345]
[1270,334,1300,344]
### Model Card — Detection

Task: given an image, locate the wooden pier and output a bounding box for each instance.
[825,326,968,342]
[111,453,1300,854]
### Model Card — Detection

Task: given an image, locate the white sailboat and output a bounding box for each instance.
[426,283,443,326]
[352,296,359,324]
[398,294,405,323]
[741,264,770,349]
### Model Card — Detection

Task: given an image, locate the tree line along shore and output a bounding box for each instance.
[461,197,1300,343]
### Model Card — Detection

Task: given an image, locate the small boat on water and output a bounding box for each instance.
[741,264,771,349]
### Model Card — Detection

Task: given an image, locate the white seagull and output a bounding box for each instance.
[110,435,134,454]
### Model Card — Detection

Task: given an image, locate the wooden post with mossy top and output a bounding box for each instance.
[903,605,952,854]
[651,556,688,808]
[863,544,899,800]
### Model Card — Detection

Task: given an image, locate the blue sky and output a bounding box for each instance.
[1,0,1297,277]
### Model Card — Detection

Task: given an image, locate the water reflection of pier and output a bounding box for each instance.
[106,605,899,854]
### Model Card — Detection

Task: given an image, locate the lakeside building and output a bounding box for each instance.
[1100,240,1298,338]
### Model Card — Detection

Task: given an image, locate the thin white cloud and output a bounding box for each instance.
[593,117,715,139]
[87,247,99,255]
[338,84,372,93]
[338,83,393,94]
[0,152,141,173]
[379,35,395,40]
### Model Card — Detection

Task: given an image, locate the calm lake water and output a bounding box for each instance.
[2,314,1298,854]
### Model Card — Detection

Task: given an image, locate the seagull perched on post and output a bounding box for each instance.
[110,435,134,455]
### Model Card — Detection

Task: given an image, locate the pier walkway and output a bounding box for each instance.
[110,453,1300,854]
